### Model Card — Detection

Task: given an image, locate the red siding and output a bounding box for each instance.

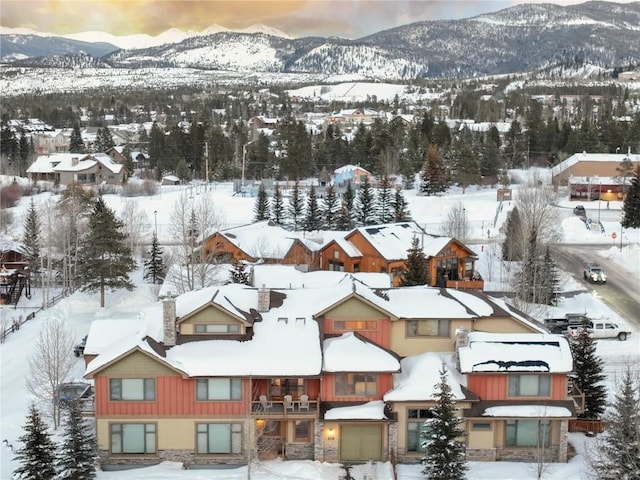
[321,373,393,402]
[95,376,249,416]
[467,373,569,401]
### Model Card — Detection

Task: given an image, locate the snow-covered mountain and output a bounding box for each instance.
[1,1,639,79]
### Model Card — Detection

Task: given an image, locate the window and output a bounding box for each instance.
[407,409,433,452]
[294,420,311,441]
[110,423,156,454]
[353,263,360,273]
[194,323,240,334]
[196,423,242,454]
[328,260,344,271]
[333,320,377,331]
[508,375,551,397]
[406,319,449,337]
[333,250,340,259]
[505,420,550,447]
[109,379,155,401]
[334,373,377,396]
[472,422,492,430]
[196,378,242,401]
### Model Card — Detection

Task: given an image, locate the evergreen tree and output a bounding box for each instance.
[393,187,412,222]
[377,175,395,224]
[621,166,640,228]
[502,207,521,261]
[143,233,165,284]
[69,123,85,153]
[12,404,57,480]
[19,130,30,176]
[454,131,480,194]
[287,181,304,231]
[336,200,354,231]
[22,198,41,273]
[422,364,468,480]
[229,259,250,285]
[94,126,114,153]
[615,154,635,197]
[270,184,285,226]
[321,184,339,230]
[175,158,190,182]
[420,144,447,196]
[354,176,377,226]
[592,367,640,479]
[304,185,322,232]
[253,184,269,222]
[148,121,165,179]
[76,196,136,307]
[400,236,428,286]
[570,322,608,419]
[538,246,560,306]
[56,400,98,480]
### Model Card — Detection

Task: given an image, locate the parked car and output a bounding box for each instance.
[566,320,631,341]
[53,382,93,404]
[583,263,607,284]
[573,205,586,216]
[73,335,87,357]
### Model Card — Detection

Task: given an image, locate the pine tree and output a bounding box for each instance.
[12,404,57,480]
[253,184,269,222]
[56,400,98,480]
[287,181,304,231]
[621,166,640,228]
[420,144,447,196]
[422,364,468,480]
[76,196,136,307]
[22,198,41,273]
[270,184,285,226]
[143,233,165,284]
[538,247,560,306]
[502,207,521,261]
[304,185,322,232]
[94,126,114,153]
[592,367,640,479]
[354,176,377,226]
[570,323,607,419]
[400,236,429,286]
[377,175,395,224]
[229,259,250,285]
[321,184,339,230]
[69,123,85,153]
[393,187,412,222]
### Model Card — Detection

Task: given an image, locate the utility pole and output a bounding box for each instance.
[204,141,209,184]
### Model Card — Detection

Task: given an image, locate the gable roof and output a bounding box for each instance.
[175,284,257,325]
[27,153,124,175]
[322,332,400,373]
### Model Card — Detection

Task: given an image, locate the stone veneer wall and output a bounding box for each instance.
[285,443,314,460]
[466,448,497,461]
[99,450,245,468]
[314,421,325,462]
[558,420,568,462]
[497,445,560,462]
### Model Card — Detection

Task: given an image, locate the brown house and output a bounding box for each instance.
[202,221,321,269]
[319,222,482,289]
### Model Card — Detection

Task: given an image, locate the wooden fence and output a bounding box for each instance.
[0,290,68,342]
[568,419,606,434]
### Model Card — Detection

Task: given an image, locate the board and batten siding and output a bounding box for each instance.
[179,306,245,335]
[467,374,568,401]
[321,372,393,402]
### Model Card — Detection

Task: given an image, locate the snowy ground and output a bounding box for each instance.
[1,175,639,480]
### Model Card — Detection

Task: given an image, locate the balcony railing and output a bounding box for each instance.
[251,399,318,416]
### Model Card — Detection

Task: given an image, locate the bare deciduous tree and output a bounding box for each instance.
[119,198,150,258]
[168,191,225,293]
[442,201,470,243]
[26,316,76,428]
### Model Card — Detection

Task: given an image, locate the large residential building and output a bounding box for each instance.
[82,281,578,469]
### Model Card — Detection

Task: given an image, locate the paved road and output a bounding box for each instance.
[551,244,640,329]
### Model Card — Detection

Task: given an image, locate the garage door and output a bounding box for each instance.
[340,425,383,462]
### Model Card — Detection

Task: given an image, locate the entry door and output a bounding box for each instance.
[340,425,383,462]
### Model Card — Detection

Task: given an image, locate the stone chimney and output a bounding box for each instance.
[71,156,79,166]
[257,285,270,312]
[162,292,177,346]
[454,327,469,349]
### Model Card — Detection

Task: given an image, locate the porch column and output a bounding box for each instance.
[314,420,324,462]
[558,419,568,462]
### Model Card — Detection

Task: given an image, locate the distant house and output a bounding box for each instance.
[202,221,322,269]
[319,222,482,289]
[34,130,69,155]
[26,153,127,185]
[551,151,640,201]
[333,164,372,187]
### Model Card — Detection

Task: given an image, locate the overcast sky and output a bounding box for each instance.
[0,0,634,38]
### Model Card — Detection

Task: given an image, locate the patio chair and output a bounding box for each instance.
[298,394,310,411]
[284,394,295,412]
[259,394,272,410]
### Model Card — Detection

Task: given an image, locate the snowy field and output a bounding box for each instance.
[1,175,639,480]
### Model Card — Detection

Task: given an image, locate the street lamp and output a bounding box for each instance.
[154,210,158,238]
[596,177,601,224]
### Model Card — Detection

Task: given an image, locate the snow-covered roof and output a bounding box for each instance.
[26,153,124,174]
[324,400,388,420]
[175,284,257,322]
[332,237,363,258]
[551,152,640,176]
[384,352,466,401]
[84,318,154,356]
[483,405,572,418]
[0,236,25,254]
[458,332,573,373]
[220,221,321,259]
[323,332,400,373]
[251,265,391,289]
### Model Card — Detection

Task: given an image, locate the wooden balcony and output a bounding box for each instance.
[446,279,484,290]
[251,399,318,417]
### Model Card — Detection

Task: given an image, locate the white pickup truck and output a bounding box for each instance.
[567,320,632,341]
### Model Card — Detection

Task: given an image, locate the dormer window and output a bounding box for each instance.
[194,324,240,334]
